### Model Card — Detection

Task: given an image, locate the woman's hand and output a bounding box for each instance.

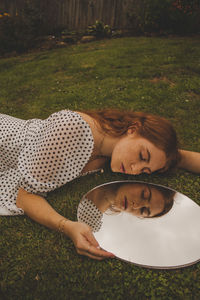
[63,220,115,260]
[16,189,114,260]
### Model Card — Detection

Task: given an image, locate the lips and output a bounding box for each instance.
[121,163,126,173]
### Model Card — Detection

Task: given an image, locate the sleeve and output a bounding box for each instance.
[18,111,94,194]
[77,197,103,232]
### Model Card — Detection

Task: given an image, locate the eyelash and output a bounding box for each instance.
[140,207,150,216]
[141,190,145,199]
[139,152,145,161]
[141,189,151,201]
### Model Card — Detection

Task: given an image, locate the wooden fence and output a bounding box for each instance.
[0,0,142,30]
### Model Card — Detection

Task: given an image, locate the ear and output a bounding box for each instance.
[127,121,141,135]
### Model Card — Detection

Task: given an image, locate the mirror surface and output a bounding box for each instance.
[77,181,200,269]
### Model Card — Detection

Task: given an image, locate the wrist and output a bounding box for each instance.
[58,218,69,233]
[58,218,75,237]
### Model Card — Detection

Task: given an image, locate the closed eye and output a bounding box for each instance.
[140,149,150,162]
[140,207,150,216]
[141,186,151,201]
[139,152,146,161]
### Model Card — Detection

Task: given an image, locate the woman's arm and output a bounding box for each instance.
[178,149,200,173]
[16,188,114,260]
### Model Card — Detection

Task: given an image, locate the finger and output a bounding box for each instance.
[84,252,105,260]
[87,245,115,258]
[77,247,104,260]
[83,228,115,257]
[84,230,100,248]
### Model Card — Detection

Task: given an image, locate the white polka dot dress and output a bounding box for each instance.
[0,110,94,216]
[77,197,103,232]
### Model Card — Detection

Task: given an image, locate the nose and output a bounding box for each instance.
[132,201,140,209]
[130,164,141,175]
[132,199,148,210]
[132,199,143,209]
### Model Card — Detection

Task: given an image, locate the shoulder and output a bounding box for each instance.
[51,110,94,147]
[46,110,91,132]
[75,111,93,124]
[48,110,82,122]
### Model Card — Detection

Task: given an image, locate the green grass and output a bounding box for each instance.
[0,36,200,299]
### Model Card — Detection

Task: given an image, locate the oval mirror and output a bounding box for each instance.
[77,181,200,269]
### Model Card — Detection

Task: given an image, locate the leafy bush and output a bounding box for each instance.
[87,20,111,39]
[0,2,46,55]
[169,0,200,34]
[127,0,200,35]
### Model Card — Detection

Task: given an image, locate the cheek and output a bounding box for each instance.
[114,196,121,208]
[130,209,140,216]
[126,144,138,159]
[111,140,137,169]
[111,142,125,163]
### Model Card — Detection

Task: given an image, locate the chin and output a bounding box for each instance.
[110,166,114,172]
[110,161,115,172]
[111,167,118,173]
[110,158,119,173]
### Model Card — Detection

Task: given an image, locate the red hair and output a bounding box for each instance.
[84,109,180,171]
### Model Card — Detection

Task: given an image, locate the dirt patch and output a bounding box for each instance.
[149,76,175,87]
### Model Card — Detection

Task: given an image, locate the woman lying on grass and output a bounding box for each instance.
[0,109,199,259]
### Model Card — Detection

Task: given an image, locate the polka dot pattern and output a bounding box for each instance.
[0,110,94,215]
[77,197,103,232]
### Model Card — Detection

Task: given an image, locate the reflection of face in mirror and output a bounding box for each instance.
[78,181,200,269]
[112,183,174,218]
[86,182,175,219]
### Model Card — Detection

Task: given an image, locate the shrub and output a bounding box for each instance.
[0,2,46,55]
[169,0,200,34]
[87,20,111,39]
[127,0,200,35]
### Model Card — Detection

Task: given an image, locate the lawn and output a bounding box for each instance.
[0,36,200,300]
